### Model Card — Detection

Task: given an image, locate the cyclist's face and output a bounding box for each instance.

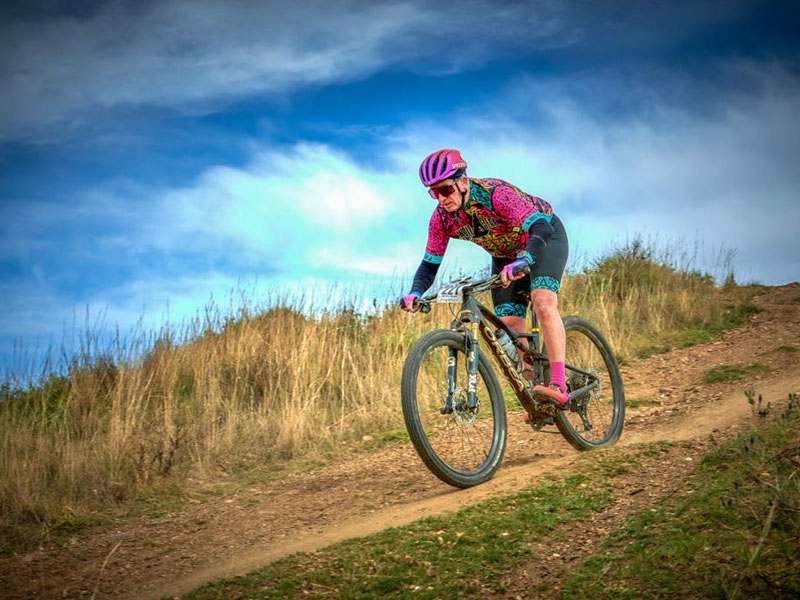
[429,177,465,212]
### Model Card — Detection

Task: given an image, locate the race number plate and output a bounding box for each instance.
[436,285,464,304]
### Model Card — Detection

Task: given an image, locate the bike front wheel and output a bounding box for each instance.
[401,329,507,488]
[554,316,625,451]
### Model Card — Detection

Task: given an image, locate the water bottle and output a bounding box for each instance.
[495,330,522,370]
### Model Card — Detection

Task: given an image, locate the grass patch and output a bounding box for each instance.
[182,447,665,599]
[634,302,764,359]
[359,428,409,450]
[703,363,769,384]
[562,393,800,599]
[185,480,609,598]
[635,328,715,358]
[722,302,764,328]
[639,440,677,457]
[776,345,797,353]
[626,398,661,408]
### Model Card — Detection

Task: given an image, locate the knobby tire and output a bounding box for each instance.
[401,329,507,488]
[554,316,625,450]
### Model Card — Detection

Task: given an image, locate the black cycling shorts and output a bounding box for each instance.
[490,214,569,318]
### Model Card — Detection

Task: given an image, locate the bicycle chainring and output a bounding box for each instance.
[568,368,599,431]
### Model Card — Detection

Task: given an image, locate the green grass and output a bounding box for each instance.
[626,398,660,408]
[722,302,764,328]
[182,448,666,599]
[185,480,610,598]
[562,394,800,599]
[359,428,410,449]
[639,440,678,457]
[758,345,798,356]
[635,302,764,359]
[181,394,800,600]
[703,363,769,384]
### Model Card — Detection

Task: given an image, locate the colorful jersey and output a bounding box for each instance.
[422,178,554,263]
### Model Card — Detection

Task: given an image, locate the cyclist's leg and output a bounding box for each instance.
[491,257,531,359]
[531,288,565,363]
[529,216,569,403]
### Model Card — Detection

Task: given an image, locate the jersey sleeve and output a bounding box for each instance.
[423,210,450,265]
[409,211,450,294]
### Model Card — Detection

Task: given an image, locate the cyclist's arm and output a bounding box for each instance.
[410,212,450,295]
[410,260,440,295]
[520,218,554,264]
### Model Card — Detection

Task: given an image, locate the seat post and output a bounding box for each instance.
[529,306,540,353]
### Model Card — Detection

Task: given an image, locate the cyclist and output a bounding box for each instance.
[400,149,570,408]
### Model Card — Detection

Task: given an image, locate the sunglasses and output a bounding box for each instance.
[428,182,458,199]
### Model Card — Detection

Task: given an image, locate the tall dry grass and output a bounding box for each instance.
[561,237,750,357]
[0,238,761,549]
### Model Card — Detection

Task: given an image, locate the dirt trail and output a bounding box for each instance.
[3,284,799,600]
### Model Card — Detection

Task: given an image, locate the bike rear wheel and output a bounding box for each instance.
[401,329,507,488]
[554,316,625,450]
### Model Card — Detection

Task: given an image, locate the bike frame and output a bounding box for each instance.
[422,275,600,421]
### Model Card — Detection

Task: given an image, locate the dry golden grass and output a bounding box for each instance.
[0,240,762,549]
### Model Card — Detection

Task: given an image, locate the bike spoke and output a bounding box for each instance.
[414,344,498,474]
[554,318,624,446]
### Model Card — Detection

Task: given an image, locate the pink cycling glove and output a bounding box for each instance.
[400,292,421,312]
[500,258,530,287]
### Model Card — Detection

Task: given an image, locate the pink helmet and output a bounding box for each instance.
[419,149,467,186]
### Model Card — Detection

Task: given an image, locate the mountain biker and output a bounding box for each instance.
[400,149,570,408]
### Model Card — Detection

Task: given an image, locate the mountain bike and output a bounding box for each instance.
[401,272,625,488]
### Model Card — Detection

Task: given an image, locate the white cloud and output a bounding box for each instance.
[142,143,401,267]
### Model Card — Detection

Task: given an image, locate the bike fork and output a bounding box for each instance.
[465,334,480,409]
[441,331,480,414]
[441,347,458,414]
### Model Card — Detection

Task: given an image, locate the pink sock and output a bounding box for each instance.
[550,362,566,390]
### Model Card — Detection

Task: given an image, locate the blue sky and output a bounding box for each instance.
[1,0,799,374]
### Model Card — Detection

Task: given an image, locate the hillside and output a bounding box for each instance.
[1,283,798,599]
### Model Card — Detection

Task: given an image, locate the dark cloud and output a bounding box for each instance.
[2,0,793,143]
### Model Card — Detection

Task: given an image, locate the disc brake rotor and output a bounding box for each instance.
[450,386,479,425]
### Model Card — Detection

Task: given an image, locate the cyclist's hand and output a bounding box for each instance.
[500,259,530,287]
[400,292,421,313]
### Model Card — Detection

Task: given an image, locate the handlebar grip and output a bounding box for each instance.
[511,263,531,276]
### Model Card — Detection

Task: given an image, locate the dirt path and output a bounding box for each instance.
[3,284,799,600]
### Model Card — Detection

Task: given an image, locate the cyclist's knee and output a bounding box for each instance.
[531,289,559,319]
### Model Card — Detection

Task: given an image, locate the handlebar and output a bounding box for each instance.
[512,263,531,277]
[402,263,531,313]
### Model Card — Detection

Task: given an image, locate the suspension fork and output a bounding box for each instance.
[442,347,457,414]
[440,329,479,413]
[465,329,480,409]
[447,294,483,411]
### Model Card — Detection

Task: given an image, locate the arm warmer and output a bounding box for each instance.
[524,218,555,262]
[410,260,440,295]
